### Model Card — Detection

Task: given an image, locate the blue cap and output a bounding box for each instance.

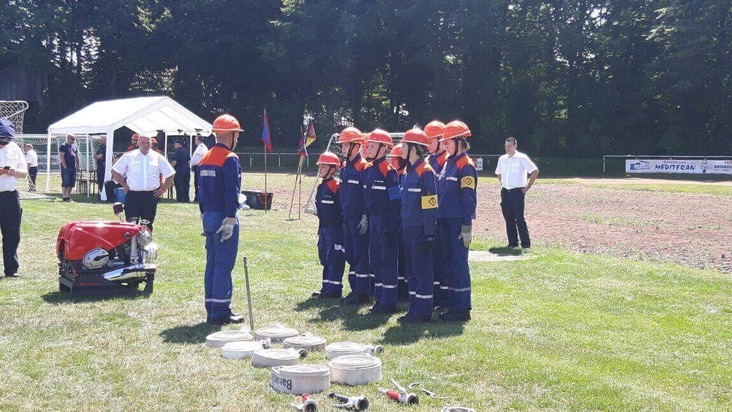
[0,119,16,139]
[0,119,16,144]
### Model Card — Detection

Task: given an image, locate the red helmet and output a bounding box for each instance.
[337,127,364,144]
[386,143,405,158]
[440,120,471,141]
[365,128,393,147]
[316,151,341,169]
[212,114,244,133]
[401,127,429,146]
[424,120,445,140]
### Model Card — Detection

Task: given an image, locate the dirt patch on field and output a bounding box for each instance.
[473,179,732,273]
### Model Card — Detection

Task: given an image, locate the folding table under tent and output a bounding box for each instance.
[46,96,212,200]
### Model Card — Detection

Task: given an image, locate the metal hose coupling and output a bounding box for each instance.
[328,392,369,410]
[291,394,318,412]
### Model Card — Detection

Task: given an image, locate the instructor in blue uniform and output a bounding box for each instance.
[436,120,477,322]
[312,151,346,298]
[362,129,401,314]
[337,127,373,306]
[398,128,438,323]
[198,114,245,325]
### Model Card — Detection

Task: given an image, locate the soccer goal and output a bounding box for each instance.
[0,101,29,134]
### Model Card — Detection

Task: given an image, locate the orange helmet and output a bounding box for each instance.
[365,128,393,147]
[386,143,405,158]
[150,137,158,145]
[424,120,445,140]
[337,127,364,144]
[441,120,471,141]
[316,151,341,169]
[212,114,244,133]
[131,133,139,141]
[401,127,429,146]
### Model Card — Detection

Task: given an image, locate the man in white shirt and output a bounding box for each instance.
[495,136,539,251]
[24,143,38,192]
[190,134,208,202]
[0,119,28,278]
[111,134,175,232]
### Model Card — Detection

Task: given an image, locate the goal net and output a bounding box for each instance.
[0,101,29,134]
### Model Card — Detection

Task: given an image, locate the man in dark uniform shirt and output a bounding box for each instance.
[171,139,191,202]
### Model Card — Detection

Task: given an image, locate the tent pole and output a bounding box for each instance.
[45,132,52,192]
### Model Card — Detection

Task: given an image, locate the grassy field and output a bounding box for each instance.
[2,174,732,411]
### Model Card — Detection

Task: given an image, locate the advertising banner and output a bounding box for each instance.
[626,159,732,175]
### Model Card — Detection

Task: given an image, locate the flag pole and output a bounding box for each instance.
[298,159,303,219]
[288,155,304,219]
[263,142,268,214]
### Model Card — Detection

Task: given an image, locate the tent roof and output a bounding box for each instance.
[47,96,212,135]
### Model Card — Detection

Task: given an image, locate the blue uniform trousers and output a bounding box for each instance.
[433,220,447,307]
[397,234,408,302]
[318,226,346,297]
[203,211,239,319]
[437,217,471,312]
[368,215,399,310]
[343,215,371,297]
[404,226,434,320]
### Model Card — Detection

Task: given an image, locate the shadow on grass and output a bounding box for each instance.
[41,290,150,304]
[159,322,221,344]
[294,296,342,312]
[487,246,523,256]
[379,322,465,345]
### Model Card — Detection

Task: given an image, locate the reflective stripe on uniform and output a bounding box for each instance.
[200,170,216,177]
[415,294,433,299]
[321,199,335,204]
[348,180,359,184]
[372,185,386,190]
[407,188,421,192]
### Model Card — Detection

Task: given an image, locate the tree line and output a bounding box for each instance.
[1,0,730,156]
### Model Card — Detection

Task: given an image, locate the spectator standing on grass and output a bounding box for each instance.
[312,151,346,299]
[59,134,80,202]
[171,139,191,202]
[436,120,477,322]
[24,143,38,192]
[495,136,539,252]
[197,114,245,325]
[190,135,208,202]
[0,119,27,278]
[94,136,106,198]
[111,134,175,232]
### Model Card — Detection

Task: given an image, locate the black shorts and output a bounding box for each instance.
[61,167,77,187]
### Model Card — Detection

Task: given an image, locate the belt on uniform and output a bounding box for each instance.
[502,187,525,192]
[0,190,18,196]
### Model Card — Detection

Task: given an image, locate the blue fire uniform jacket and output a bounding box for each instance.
[428,150,449,175]
[401,158,437,235]
[197,143,242,320]
[315,177,346,297]
[437,151,477,225]
[340,154,370,219]
[198,143,241,218]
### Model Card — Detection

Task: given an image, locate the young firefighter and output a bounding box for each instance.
[436,120,477,322]
[362,129,402,314]
[312,151,346,298]
[424,120,448,308]
[337,127,373,306]
[386,143,408,302]
[398,128,438,323]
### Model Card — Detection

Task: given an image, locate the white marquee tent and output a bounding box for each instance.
[46,96,212,198]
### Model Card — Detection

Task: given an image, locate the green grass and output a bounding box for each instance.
[2,173,732,410]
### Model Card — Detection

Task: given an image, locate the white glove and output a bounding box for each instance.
[457,224,472,248]
[357,214,368,235]
[216,217,237,242]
